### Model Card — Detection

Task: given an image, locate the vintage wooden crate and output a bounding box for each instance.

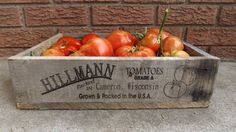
[8,33,220,110]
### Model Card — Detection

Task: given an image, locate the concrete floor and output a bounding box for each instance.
[0,58,235,132]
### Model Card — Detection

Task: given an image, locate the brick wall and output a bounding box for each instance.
[0,0,235,59]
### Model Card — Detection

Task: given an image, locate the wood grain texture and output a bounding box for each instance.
[16,101,209,110]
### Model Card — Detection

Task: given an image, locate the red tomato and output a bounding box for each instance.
[52,36,81,56]
[71,37,113,56]
[163,36,184,53]
[138,28,170,52]
[146,28,170,41]
[138,33,160,52]
[82,34,99,44]
[42,48,65,56]
[115,45,155,57]
[107,30,136,50]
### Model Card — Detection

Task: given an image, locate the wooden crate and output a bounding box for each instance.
[8,34,220,110]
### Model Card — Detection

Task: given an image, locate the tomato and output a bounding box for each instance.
[70,51,85,56]
[52,44,78,56]
[71,37,113,56]
[82,34,99,44]
[146,28,170,41]
[115,45,155,57]
[42,48,65,56]
[107,30,136,50]
[138,28,170,52]
[52,36,81,56]
[163,52,171,57]
[163,36,184,53]
[171,50,190,58]
[55,36,81,49]
[138,33,160,52]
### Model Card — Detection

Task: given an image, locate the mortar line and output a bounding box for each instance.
[154,5,158,26]
[19,6,26,28]
[182,27,187,41]
[0,3,235,7]
[215,5,222,27]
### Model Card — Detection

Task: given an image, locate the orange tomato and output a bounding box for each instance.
[163,36,184,53]
[146,28,170,41]
[42,48,65,56]
[115,45,155,57]
[138,28,170,52]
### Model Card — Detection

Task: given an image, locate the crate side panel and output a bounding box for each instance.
[11,58,217,105]
[8,59,31,103]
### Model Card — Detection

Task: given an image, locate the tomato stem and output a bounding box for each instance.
[30,51,36,56]
[133,27,148,40]
[129,45,139,53]
[144,27,147,35]
[157,8,169,56]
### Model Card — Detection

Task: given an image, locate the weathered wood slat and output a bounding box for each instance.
[16,101,210,110]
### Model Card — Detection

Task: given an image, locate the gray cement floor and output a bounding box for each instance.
[0,58,235,132]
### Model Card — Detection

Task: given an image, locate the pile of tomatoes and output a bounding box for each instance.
[42,28,190,58]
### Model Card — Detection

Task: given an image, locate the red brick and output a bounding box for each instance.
[0,0,49,4]
[120,26,183,38]
[186,28,236,46]
[58,26,119,37]
[0,28,56,48]
[195,46,209,52]
[92,6,154,25]
[124,0,185,3]
[210,46,236,59]
[219,6,236,26]
[119,26,147,33]
[164,27,183,38]
[59,26,119,34]
[54,0,119,3]
[0,48,25,57]
[190,0,236,3]
[0,8,21,27]
[24,6,88,26]
[158,6,217,25]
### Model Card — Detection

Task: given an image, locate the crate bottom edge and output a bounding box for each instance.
[16,101,210,110]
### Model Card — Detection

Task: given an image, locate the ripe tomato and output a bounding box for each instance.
[52,36,81,56]
[146,28,170,41]
[42,48,65,56]
[71,37,113,56]
[138,28,170,52]
[56,36,81,49]
[163,52,171,57]
[70,51,85,56]
[171,50,190,58]
[163,36,184,53]
[107,30,136,50]
[115,45,155,57]
[82,34,99,44]
[138,33,160,52]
